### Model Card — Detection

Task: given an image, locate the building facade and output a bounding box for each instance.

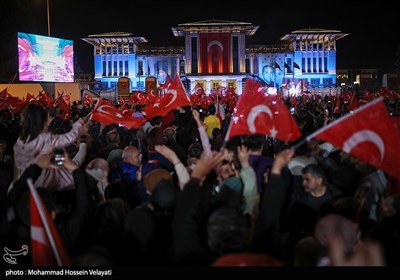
[81,20,348,95]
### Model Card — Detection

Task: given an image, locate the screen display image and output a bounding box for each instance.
[18,32,74,82]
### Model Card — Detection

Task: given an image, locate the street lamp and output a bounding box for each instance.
[46,0,50,36]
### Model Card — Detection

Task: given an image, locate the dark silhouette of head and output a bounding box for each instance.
[20,103,48,143]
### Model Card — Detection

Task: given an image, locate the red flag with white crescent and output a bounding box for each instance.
[28,179,71,266]
[226,78,301,142]
[91,99,124,124]
[308,97,400,180]
[38,92,54,108]
[91,99,146,129]
[145,74,191,120]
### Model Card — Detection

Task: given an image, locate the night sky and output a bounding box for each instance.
[1,0,398,82]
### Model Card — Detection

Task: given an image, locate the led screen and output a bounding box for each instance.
[18,32,74,82]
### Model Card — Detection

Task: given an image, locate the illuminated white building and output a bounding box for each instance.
[82,20,348,95]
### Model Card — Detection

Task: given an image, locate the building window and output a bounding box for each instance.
[313,58,317,73]
[211,80,221,90]
[108,61,112,76]
[102,61,106,76]
[287,58,292,74]
[125,61,129,76]
[179,59,185,75]
[324,57,328,72]
[323,78,333,85]
[310,78,320,87]
[245,58,251,73]
[232,37,239,73]
[319,58,323,72]
[110,81,116,89]
[191,37,198,74]
[302,58,306,73]
[226,79,236,89]
[119,61,123,76]
[113,61,117,76]
[307,58,311,73]
[196,80,206,91]
[101,82,108,90]
[124,44,129,54]
[138,61,143,75]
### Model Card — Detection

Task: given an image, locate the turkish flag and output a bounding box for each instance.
[91,99,146,129]
[38,92,54,108]
[28,179,71,266]
[91,99,121,124]
[59,98,70,120]
[191,83,206,97]
[226,79,301,142]
[118,96,125,106]
[130,91,149,105]
[0,89,25,113]
[120,103,132,115]
[83,92,94,108]
[145,74,191,120]
[393,116,400,131]
[25,93,38,104]
[309,97,400,179]
[119,113,147,129]
[348,92,359,111]
[7,95,25,114]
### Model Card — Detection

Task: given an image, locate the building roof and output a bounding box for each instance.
[171,19,259,36]
[178,19,253,26]
[281,28,349,41]
[82,32,148,45]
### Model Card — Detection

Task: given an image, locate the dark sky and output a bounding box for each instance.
[1,0,399,82]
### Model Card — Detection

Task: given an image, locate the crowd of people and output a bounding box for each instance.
[0,88,399,267]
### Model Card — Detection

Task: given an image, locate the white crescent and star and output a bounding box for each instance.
[342,129,385,161]
[97,104,123,118]
[164,89,177,107]
[247,105,273,133]
[207,40,224,52]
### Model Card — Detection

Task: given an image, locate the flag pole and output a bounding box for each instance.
[292,63,295,86]
[291,96,385,150]
[283,62,286,95]
[27,178,62,266]
[221,112,235,151]
[273,59,277,89]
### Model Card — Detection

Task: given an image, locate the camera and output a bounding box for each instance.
[53,147,65,167]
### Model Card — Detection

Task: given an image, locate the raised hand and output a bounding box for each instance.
[191,151,225,181]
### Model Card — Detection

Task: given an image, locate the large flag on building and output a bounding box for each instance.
[293,62,301,69]
[307,97,400,179]
[225,78,301,142]
[28,179,71,266]
[144,74,191,120]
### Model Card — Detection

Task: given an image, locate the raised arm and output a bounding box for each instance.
[155,145,190,190]
[193,109,211,156]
